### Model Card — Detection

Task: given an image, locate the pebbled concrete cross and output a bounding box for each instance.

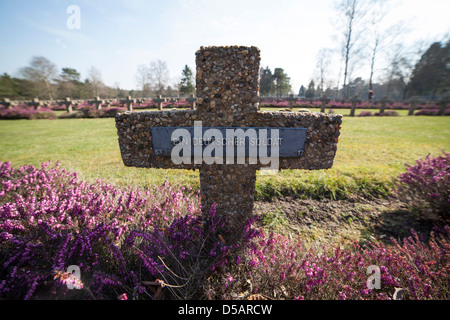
[116,46,342,242]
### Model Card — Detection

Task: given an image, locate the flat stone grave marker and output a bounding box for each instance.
[116,46,342,242]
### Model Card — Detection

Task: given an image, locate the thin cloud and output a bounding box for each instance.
[16,13,94,46]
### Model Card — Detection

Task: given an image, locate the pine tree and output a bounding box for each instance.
[305,80,316,98]
[298,85,306,98]
[179,65,195,95]
[407,41,450,98]
[260,67,274,96]
[273,68,292,97]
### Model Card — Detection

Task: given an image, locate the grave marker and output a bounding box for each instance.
[121,96,136,112]
[65,97,73,113]
[153,95,165,111]
[116,46,342,241]
[319,95,330,113]
[2,98,12,109]
[186,94,197,110]
[408,96,418,116]
[287,94,297,109]
[89,97,104,110]
[379,96,389,114]
[29,98,43,110]
[350,95,361,117]
[438,96,449,116]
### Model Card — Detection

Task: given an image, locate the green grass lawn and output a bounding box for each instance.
[1,114,449,200]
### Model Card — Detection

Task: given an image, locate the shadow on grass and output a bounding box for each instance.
[371,207,446,244]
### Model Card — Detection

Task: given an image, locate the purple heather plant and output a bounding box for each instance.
[415,108,450,116]
[1,161,448,300]
[0,161,258,299]
[206,227,449,300]
[0,162,191,298]
[393,151,450,220]
[0,104,56,120]
[77,105,126,118]
[374,110,399,116]
[357,111,373,117]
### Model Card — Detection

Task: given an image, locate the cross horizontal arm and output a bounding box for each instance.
[115,110,342,170]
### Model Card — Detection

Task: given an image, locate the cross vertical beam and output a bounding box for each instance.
[350,96,360,117]
[186,94,197,110]
[320,95,330,113]
[194,46,261,239]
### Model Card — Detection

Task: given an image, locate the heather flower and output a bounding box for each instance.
[118,293,128,300]
[0,104,57,120]
[2,161,448,300]
[0,161,209,299]
[393,151,449,219]
[206,226,449,300]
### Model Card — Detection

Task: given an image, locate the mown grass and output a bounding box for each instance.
[0,114,449,200]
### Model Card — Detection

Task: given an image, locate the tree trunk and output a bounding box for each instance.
[343,2,355,100]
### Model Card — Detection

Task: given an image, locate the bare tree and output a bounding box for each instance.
[20,56,58,100]
[171,76,182,96]
[149,60,170,96]
[367,1,404,96]
[336,0,371,99]
[315,48,332,94]
[135,64,152,97]
[87,66,104,98]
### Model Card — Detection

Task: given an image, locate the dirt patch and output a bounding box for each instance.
[253,197,443,245]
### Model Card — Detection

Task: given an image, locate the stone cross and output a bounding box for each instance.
[408,96,418,116]
[350,95,361,117]
[29,98,43,110]
[2,98,12,109]
[115,46,342,242]
[379,96,389,114]
[438,95,449,116]
[319,95,330,113]
[65,97,73,113]
[287,94,297,109]
[89,97,104,110]
[121,96,136,112]
[153,95,165,111]
[186,94,197,110]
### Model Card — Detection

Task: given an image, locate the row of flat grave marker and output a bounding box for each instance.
[115,46,343,243]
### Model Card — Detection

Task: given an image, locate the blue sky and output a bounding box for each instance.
[0,0,449,93]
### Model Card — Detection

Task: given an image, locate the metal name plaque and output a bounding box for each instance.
[151,127,307,157]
